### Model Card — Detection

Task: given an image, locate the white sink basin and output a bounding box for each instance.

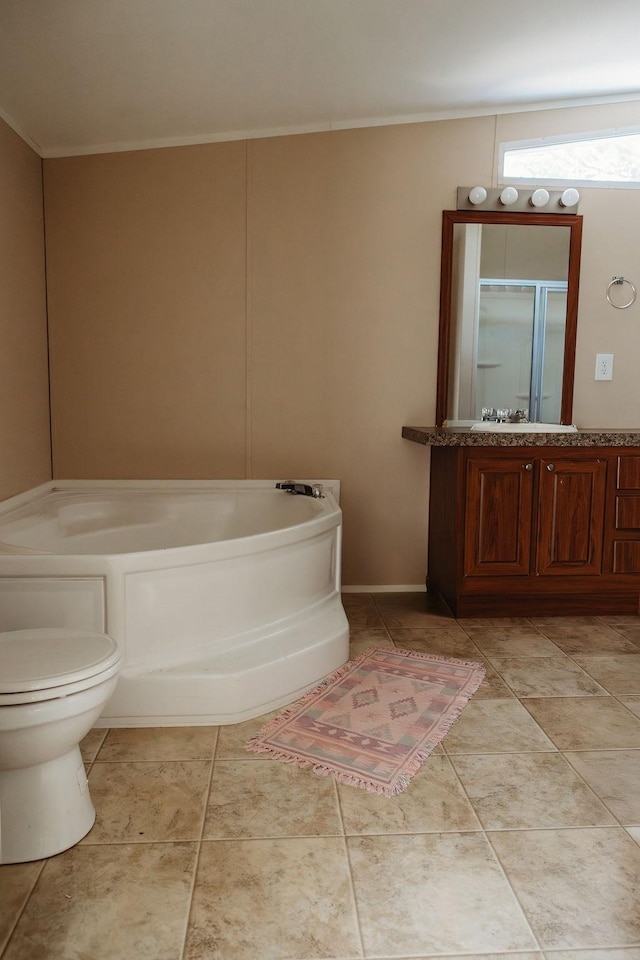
[470,422,578,433]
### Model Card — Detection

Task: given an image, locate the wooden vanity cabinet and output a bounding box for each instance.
[428,446,639,617]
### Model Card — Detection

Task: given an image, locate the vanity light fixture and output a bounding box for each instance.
[530,188,550,208]
[468,186,488,204]
[559,187,580,207]
[500,186,519,205]
[457,186,580,214]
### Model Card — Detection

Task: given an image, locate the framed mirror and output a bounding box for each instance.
[436,210,583,427]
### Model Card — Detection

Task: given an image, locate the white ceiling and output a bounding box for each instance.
[1,0,640,158]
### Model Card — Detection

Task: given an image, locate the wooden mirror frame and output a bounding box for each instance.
[435,209,583,427]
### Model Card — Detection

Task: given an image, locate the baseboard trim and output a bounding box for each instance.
[341,584,427,593]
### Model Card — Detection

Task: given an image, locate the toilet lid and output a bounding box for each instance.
[0,628,120,694]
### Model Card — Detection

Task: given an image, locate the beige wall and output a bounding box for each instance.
[44,144,247,480]
[0,118,50,500]
[43,100,640,584]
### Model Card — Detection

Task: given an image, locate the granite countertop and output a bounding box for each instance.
[402,426,640,447]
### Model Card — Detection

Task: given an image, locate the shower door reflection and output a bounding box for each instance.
[475,279,568,423]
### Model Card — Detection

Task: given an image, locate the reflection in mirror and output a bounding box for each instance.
[436,211,582,428]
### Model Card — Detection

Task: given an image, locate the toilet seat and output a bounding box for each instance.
[0,628,121,706]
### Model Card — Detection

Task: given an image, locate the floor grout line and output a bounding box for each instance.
[176,733,217,960]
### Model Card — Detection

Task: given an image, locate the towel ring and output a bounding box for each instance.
[606,276,637,309]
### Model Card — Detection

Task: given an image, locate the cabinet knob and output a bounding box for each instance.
[524,463,533,471]
[547,463,555,471]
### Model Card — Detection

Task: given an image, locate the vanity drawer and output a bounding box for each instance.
[617,456,640,490]
[613,541,640,573]
[615,496,640,530]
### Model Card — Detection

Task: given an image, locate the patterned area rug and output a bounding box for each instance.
[246,647,485,796]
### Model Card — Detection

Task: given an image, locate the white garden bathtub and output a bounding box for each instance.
[0,480,349,725]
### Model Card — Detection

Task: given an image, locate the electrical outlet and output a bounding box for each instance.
[595,353,614,381]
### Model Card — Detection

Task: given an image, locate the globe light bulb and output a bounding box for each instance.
[468,186,487,205]
[500,187,519,206]
[560,188,580,207]
[530,188,550,208]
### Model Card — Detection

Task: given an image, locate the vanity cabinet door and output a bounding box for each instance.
[464,457,535,576]
[536,458,607,575]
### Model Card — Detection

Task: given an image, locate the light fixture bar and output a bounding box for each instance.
[457,186,580,213]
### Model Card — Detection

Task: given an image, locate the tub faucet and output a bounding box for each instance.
[276,481,324,498]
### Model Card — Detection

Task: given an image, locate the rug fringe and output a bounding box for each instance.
[245,739,453,797]
[390,645,486,671]
[244,742,411,797]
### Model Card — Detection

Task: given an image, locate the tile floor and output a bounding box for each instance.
[2,593,640,959]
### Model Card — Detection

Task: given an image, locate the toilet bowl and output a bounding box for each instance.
[0,628,121,864]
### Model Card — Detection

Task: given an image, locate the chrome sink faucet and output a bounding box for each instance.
[481,408,529,423]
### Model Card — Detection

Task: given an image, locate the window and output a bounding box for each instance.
[500,128,640,188]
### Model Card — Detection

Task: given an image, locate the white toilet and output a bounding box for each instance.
[0,627,121,864]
